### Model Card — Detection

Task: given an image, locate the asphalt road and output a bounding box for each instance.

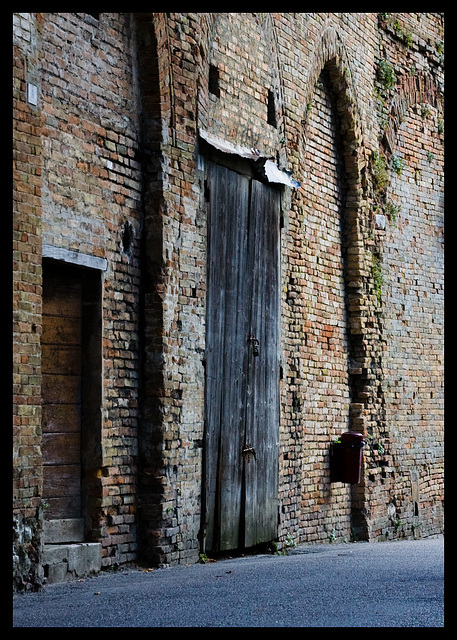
[13,535,444,628]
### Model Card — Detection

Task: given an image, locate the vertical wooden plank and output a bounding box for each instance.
[218,167,250,551]
[244,181,280,548]
[204,162,250,551]
[204,160,224,551]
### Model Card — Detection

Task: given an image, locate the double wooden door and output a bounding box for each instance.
[204,161,280,552]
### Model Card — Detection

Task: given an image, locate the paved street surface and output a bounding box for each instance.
[13,535,444,627]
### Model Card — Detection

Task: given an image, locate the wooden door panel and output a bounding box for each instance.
[42,404,80,433]
[41,345,82,375]
[41,374,81,405]
[43,464,81,495]
[42,432,81,466]
[42,465,81,519]
[205,161,280,552]
[42,498,82,521]
[41,316,81,346]
[43,464,81,518]
[42,280,82,317]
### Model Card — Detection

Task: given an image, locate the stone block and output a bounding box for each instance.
[43,543,102,583]
[43,518,84,544]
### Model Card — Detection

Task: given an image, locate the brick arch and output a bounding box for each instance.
[298,27,375,540]
[193,13,213,133]
[301,28,371,419]
[193,12,219,134]
[134,13,173,143]
[302,26,365,200]
[290,64,354,543]
[304,25,358,107]
[300,29,369,339]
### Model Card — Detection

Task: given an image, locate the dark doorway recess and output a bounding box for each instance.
[42,260,102,543]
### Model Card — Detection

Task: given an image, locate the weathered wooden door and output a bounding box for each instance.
[204,161,280,552]
[42,264,83,522]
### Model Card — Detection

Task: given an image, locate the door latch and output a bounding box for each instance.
[242,443,256,463]
[248,334,260,357]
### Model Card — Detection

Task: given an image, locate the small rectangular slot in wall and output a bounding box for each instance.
[209,65,220,97]
[267,89,277,128]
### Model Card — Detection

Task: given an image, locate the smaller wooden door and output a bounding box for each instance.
[42,264,82,521]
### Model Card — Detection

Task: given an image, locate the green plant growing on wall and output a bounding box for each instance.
[404,32,413,49]
[372,254,384,301]
[384,200,401,224]
[435,39,444,64]
[412,520,422,534]
[376,58,396,89]
[284,532,296,550]
[421,104,431,119]
[272,533,296,555]
[393,518,403,531]
[373,87,389,135]
[371,150,389,192]
[393,20,402,37]
[391,154,405,176]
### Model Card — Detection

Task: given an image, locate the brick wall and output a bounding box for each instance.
[39,12,144,568]
[13,13,145,586]
[381,103,444,537]
[372,15,444,538]
[356,14,444,541]
[13,12,444,587]
[13,12,45,590]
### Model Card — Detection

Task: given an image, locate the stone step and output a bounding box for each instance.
[43,543,102,584]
